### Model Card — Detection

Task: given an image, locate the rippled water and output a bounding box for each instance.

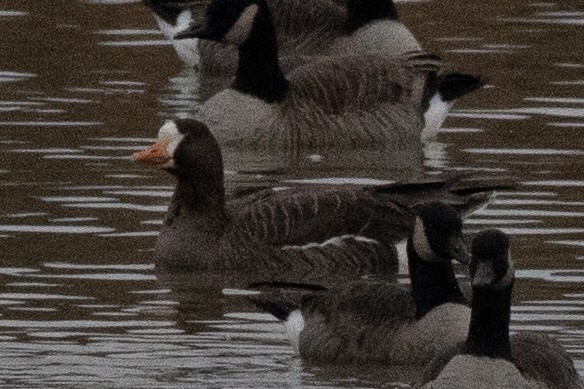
[0,0,582,387]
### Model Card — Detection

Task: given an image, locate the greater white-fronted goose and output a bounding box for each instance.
[133,119,502,274]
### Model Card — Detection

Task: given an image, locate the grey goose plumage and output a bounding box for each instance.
[419,230,584,389]
[249,203,473,365]
[328,0,423,57]
[133,119,503,275]
[174,0,484,149]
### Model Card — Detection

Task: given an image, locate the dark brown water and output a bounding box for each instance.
[0,0,582,387]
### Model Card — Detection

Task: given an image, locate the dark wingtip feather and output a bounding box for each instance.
[438,73,486,102]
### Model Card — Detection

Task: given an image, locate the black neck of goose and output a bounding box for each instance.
[233,7,289,103]
[169,172,228,226]
[465,283,513,361]
[407,238,467,320]
[345,0,399,34]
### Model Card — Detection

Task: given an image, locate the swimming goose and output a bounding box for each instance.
[133,119,501,273]
[249,202,473,364]
[174,0,484,149]
[419,230,584,389]
[143,0,344,71]
[144,0,420,70]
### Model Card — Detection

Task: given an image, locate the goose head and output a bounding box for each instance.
[133,119,224,185]
[465,229,513,359]
[174,0,271,47]
[469,229,513,290]
[412,202,471,265]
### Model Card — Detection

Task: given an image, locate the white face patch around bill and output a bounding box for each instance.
[224,4,259,46]
[413,217,439,262]
[158,121,184,157]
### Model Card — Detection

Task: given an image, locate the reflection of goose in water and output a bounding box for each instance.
[133,119,504,277]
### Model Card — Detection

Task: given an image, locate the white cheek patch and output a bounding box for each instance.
[224,4,258,45]
[498,250,515,288]
[413,217,439,262]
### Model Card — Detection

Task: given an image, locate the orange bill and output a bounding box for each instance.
[133,139,171,166]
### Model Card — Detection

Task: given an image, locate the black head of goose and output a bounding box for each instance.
[249,202,472,365]
[420,230,584,389]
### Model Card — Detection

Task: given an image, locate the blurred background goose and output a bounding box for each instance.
[419,230,584,389]
[143,0,344,72]
[132,119,502,276]
[143,0,421,70]
[174,0,484,150]
[249,203,474,365]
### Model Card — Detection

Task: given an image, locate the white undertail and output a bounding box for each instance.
[422,93,452,140]
[285,310,305,355]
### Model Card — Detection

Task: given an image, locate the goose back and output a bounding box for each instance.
[199,53,440,150]
[329,20,422,57]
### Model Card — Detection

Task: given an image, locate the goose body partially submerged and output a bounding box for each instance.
[174,0,484,150]
[133,119,501,275]
[249,202,472,365]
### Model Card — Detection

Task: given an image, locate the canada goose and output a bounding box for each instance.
[249,202,473,365]
[174,0,484,149]
[143,0,344,71]
[143,0,420,70]
[133,119,502,273]
[419,230,584,389]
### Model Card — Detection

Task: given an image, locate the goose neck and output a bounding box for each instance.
[170,175,228,225]
[233,8,289,103]
[465,284,513,360]
[407,238,467,319]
